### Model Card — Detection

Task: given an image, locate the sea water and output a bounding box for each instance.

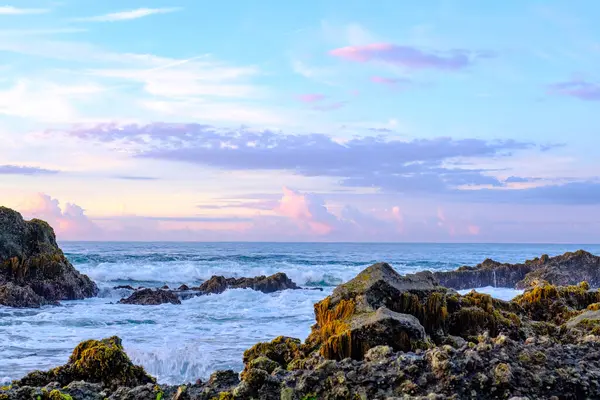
[1,242,598,384]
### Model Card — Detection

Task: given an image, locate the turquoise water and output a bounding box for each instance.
[1,242,598,384]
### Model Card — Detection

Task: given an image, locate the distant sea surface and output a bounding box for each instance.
[2,242,599,384]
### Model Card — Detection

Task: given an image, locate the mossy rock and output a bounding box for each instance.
[15,336,155,389]
[243,336,302,370]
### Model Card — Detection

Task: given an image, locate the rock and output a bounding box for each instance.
[0,282,56,308]
[347,307,426,357]
[63,381,104,400]
[177,284,190,291]
[513,281,600,324]
[0,207,98,306]
[113,285,135,291]
[197,272,299,294]
[13,336,155,389]
[305,262,452,360]
[243,336,302,373]
[117,288,181,305]
[431,250,600,290]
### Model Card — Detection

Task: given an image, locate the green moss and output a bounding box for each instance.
[301,394,318,400]
[48,390,73,400]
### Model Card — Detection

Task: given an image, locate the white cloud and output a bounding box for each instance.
[0,6,48,15]
[74,7,180,22]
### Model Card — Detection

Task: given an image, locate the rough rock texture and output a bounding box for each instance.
[196,272,299,294]
[117,288,182,305]
[431,250,600,289]
[6,260,600,399]
[0,282,56,308]
[0,207,98,307]
[13,336,155,390]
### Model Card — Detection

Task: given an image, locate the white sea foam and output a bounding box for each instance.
[0,288,331,384]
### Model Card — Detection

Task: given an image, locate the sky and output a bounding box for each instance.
[1,0,599,243]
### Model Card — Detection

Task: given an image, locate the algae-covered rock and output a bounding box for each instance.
[513,281,600,324]
[117,288,181,305]
[0,207,98,307]
[14,336,154,389]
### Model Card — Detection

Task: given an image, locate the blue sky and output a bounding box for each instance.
[1,0,599,242]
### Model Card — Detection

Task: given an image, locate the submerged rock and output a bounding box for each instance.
[118,288,181,305]
[431,250,600,289]
[196,272,299,294]
[0,207,98,307]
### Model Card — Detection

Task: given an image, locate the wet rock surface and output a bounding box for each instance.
[195,272,299,294]
[4,255,600,399]
[0,207,98,307]
[117,288,182,305]
[431,250,600,289]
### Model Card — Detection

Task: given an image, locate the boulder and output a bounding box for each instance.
[0,207,98,306]
[14,336,154,389]
[197,272,299,294]
[117,288,181,305]
[0,282,57,308]
[431,250,600,290]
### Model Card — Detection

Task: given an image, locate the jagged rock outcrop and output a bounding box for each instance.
[117,288,182,305]
[195,272,299,294]
[0,207,98,307]
[430,250,600,289]
[6,261,600,399]
[14,336,154,390]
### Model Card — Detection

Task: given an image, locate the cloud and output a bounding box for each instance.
[0,165,58,175]
[311,101,346,111]
[330,43,490,71]
[19,194,100,240]
[548,80,600,101]
[276,187,337,234]
[74,8,180,22]
[58,122,531,195]
[370,76,411,86]
[0,6,48,15]
[297,93,326,103]
[113,175,159,181]
[197,200,278,210]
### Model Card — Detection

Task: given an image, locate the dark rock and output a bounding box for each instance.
[346,306,426,358]
[161,284,169,290]
[431,250,600,290]
[13,336,154,389]
[197,272,299,294]
[177,284,190,291]
[0,207,98,306]
[117,288,181,305]
[0,282,57,308]
[113,285,135,291]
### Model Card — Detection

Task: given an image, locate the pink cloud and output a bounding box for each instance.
[19,194,99,240]
[330,43,481,71]
[296,93,326,103]
[276,187,335,235]
[371,76,409,86]
[548,80,600,101]
[468,225,481,235]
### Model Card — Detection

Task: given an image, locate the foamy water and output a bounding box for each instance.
[1,242,598,384]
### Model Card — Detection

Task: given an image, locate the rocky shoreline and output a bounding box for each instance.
[2,206,600,399]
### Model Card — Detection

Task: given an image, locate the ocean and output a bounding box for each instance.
[1,242,599,384]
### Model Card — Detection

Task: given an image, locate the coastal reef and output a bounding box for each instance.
[0,207,98,307]
[4,261,600,399]
[430,250,600,289]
